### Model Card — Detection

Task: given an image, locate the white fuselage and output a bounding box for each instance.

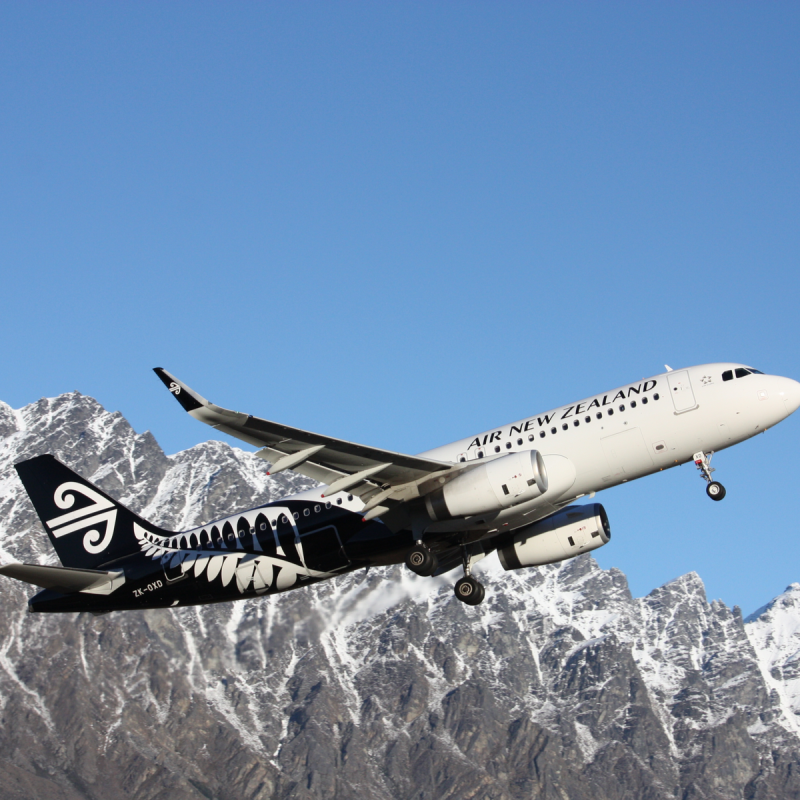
[420,363,800,534]
[297,363,800,536]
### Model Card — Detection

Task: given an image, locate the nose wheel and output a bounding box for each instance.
[694,451,726,501]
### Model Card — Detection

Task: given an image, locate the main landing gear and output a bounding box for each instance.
[694,451,726,501]
[454,545,485,606]
[454,575,485,606]
[405,543,438,577]
[404,541,487,605]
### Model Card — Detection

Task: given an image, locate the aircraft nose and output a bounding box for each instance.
[779,378,800,416]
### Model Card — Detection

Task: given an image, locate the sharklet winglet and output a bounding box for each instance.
[153,368,205,412]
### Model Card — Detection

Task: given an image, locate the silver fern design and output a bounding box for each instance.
[134,505,338,595]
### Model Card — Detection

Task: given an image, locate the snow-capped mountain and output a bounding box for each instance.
[1,392,799,800]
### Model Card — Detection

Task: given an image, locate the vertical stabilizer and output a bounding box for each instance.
[15,455,173,570]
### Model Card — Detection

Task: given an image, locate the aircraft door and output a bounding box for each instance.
[601,428,654,479]
[298,525,350,575]
[161,531,194,585]
[163,557,188,584]
[667,370,697,413]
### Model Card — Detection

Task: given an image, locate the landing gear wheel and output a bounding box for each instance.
[405,545,437,576]
[706,481,726,501]
[454,576,485,605]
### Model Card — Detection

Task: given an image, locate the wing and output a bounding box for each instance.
[154,368,453,512]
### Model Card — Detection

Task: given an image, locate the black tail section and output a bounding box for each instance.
[15,455,174,570]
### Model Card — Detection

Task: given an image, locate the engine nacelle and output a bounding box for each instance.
[497,503,611,570]
[424,450,548,521]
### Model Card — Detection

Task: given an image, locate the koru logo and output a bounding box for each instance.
[169,382,181,395]
[45,482,117,554]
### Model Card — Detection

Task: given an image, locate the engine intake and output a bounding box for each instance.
[497,503,610,570]
[425,450,548,521]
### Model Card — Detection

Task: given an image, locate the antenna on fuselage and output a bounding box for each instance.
[665,364,673,372]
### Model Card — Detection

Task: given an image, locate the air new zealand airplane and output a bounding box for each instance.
[2,364,799,614]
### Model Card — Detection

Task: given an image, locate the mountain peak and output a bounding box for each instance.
[1,390,800,799]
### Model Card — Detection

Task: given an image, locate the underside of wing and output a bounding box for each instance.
[154,368,453,506]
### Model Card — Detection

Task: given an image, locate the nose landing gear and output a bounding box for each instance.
[694,451,726,501]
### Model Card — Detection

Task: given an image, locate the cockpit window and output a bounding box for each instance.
[748,368,764,374]
[722,370,733,381]
[735,368,750,378]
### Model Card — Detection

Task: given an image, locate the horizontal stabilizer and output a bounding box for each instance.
[0,563,125,595]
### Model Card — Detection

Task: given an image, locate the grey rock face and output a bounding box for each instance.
[0,392,799,800]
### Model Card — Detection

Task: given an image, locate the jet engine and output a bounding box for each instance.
[424,450,548,521]
[496,503,610,570]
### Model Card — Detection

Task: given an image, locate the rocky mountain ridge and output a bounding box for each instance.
[0,391,799,800]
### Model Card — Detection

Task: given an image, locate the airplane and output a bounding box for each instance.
[2,363,799,614]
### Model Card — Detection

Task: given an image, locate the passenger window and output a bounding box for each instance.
[539,431,546,438]
[562,423,568,431]
[573,419,580,427]
[585,416,591,423]
[314,505,320,513]
[506,442,512,450]
[722,370,733,381]
[293,512,299,521]
[551,427,557,434]
[619,404,625,411]
[630,400,637,408]
[337,498,343,505]
[642,396,648,404]
[495,445,501,453]
[260,522,267,531]
[303,508,310,516]
[735,368,750,378]
[325,502,331,509]
[517,438,523,446]
[654,393,660,400]
[596,412,602,419]
[608,408,614,416]
[477,450,484,458]
[528,434,534,442]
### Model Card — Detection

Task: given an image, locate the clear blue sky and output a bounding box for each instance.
[2,3,799,615]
